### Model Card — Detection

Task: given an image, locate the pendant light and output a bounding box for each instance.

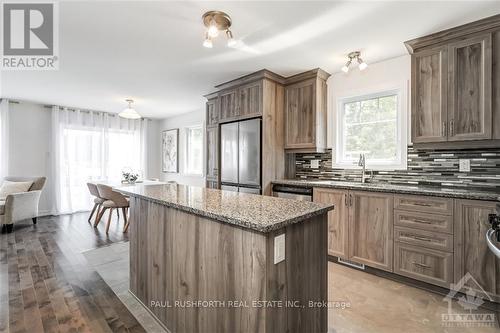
[119,99,141,119]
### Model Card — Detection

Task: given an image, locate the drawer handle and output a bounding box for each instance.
[412,202,433,207]
[412,262,431,269]
[412,219,432,224]
[413,236,432,242]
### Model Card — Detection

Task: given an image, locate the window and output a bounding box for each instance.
[335,90,406,169]
[185,125,203,175]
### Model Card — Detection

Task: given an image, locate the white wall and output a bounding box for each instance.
[159,109,205,187]
[6,101,162,215]
[327,55,411,149]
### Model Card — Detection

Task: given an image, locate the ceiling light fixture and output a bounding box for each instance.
[119,99,141,119]
[341,51,368,73]
[202,11,235,48]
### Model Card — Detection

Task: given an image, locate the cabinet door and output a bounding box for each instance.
[448,34,492,141]
[313,188,349,259]
[206,126,218,180]
[206,98,218,126]
[285,79,316,149]
[238,81,262,118]
[219,89,238,122]
[206,180,219,189]
[454,199,500,299]
[348,191,394,272]
[411,47,448,143]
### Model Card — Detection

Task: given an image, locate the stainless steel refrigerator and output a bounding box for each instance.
[220,118,261,194]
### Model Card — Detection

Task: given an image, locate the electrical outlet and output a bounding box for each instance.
[459,159,471,172]
[274,233,285,264]
[310,160,320,169]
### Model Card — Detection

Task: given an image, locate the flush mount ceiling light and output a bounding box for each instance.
[202,10,236,48]
[119,99,141,119]
[341,51,368,73]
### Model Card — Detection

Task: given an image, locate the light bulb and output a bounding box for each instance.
[341,60,351,73]
[226,30,236,47]
[358,57,368,70]
[203,32,213,48]
[207,21,219,38]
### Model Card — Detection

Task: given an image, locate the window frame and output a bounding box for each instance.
[184,124,204,176]
[334,88,407,170]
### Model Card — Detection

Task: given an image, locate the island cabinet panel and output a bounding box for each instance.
[448,34,492,141]
[454,199,500,300]
[313,188,349,258]
[129,197,328,333]
[411,47,448,143]
[348,191,394,272]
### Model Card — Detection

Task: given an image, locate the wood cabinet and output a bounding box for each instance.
[454,199,500,299]
[284,69,329,153]
[411,47,448,143]
[238,81,262,118]
[313,188,394,272]
[206,97,218,126]
[219,89,239,122]
[206,125,218,182]
[448,34,492,141]
[405,15,500,146]
[206,180,218,189]
[313,188,349,258]
[348,191,394,272]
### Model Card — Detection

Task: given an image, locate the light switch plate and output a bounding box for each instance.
[310,159,320,169]
[274,233,285,264]
[459,159,471,172]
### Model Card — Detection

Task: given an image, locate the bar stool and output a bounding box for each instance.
[95,184,130,234]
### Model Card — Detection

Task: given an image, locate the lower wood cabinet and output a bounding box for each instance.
[206,180,219,189]
[454,199,500,299]
[313,188,349,259]
[394,243,453,287]
[313,188,394,272]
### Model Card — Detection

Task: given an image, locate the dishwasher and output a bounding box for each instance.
[272,184,313,201]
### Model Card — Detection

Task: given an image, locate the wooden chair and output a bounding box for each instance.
[87,183,105,225]
[95,184,130,234]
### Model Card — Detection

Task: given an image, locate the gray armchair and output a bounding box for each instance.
[0,176,46,233]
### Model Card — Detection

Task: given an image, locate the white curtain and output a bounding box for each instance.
[0,99,9,180]
[51,107,149,215]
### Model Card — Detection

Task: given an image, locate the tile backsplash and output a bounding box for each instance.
[294,146,500,191]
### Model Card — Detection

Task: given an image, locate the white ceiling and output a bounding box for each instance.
[1,1,499,118]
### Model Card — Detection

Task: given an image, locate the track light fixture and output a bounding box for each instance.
[341,51,368,73]
[202,11,236,48]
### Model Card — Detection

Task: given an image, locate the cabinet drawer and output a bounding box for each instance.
[394,209,453,234]
[394,195,452,215]
[394,226,453,252]
[394,243,453,288]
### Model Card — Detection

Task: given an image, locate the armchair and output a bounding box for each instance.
[0,176,46,233]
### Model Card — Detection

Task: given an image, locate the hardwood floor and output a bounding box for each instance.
[0,212,146,333]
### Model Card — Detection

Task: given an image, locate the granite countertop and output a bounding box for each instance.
[117,183,334,233]
[272,179,500,202]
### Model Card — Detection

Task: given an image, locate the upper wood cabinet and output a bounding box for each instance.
[448,34,492,141]
[454,199,500,300]
[206,97,218,126]
[238,81,262,118]
[284,69,330,153]
[412,47,448,143]
[206,125,218,181]
[406,14,500,146]
[219,89,239,122]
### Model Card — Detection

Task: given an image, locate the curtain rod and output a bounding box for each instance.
[7,100,152,120]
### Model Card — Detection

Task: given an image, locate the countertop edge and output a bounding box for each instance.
[271,180,500,202]
[117,188,334,233]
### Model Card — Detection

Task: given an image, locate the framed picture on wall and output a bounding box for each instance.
[162,129,179,173]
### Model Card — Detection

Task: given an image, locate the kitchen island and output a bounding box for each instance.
[117,183,334,333]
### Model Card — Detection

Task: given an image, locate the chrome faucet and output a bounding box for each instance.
[358,154,373,183]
